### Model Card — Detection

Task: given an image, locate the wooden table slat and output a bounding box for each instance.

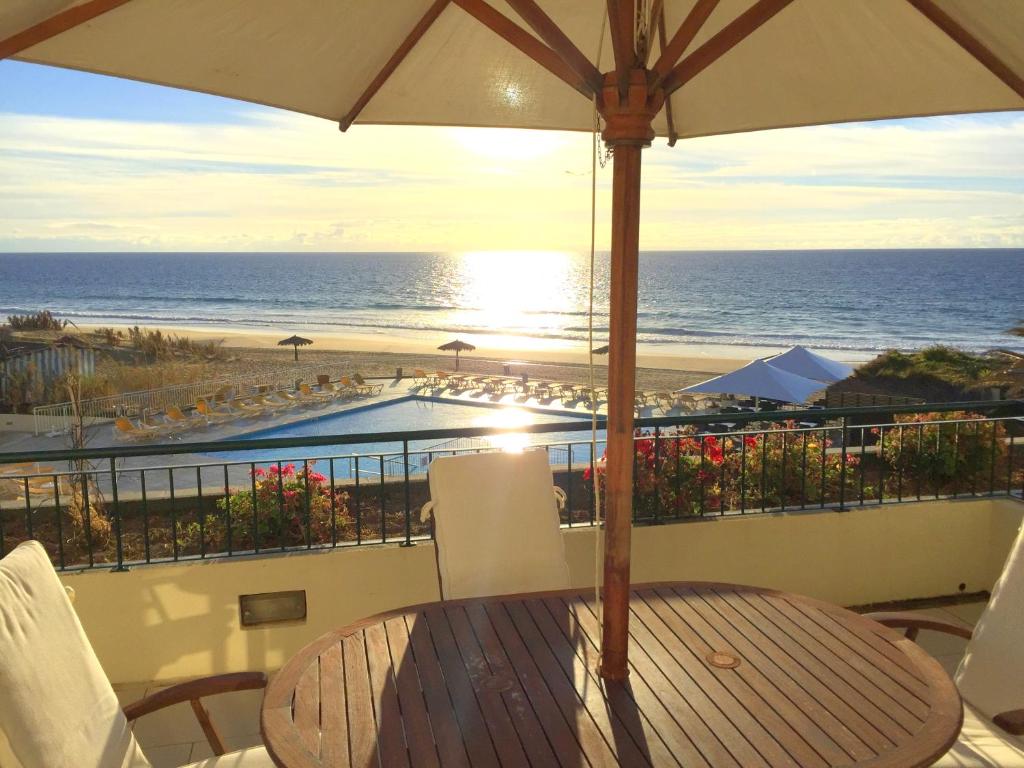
[483,600,621,768]
[521,598,668,768]
[318,644,349,768]
[383,617,441,768]
[405,614,474,768]
[711,587,912,745]
[342,633,381,768]
[441,605,533,768]
[294,656,321,758]
[532,597,684,768]
[364,622,411,768]
[663,586,870,765]
[564,595,721,768]
[460,603,560,768]
[637,588,826,768]
[686,585,896,755]
[643,585,835,765]
[263,583,962,768]
[759,593,931,718]
[421,606,505,766]
[742,592,927,731]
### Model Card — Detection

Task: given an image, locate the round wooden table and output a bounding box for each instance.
[262,582,963,767]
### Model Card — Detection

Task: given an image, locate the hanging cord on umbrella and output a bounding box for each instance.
[589,10,608,663]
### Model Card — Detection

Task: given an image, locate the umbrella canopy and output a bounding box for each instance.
[764,345,854,383]
[5,0,1021,681]
[277,334,313,361]
[438,339,476,370]
[678,358,826,404]
[3,1,1020,138]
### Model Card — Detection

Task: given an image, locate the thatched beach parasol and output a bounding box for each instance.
[591,344,610,356]
[278,335,313,362]
[437,339,475,371]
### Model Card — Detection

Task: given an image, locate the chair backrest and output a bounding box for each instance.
[114,417,135,433]
[353,373,366,385]
[316,374,330,386]
[956,520,1024,719]
[0,541,151,767]
[426,450,570,600]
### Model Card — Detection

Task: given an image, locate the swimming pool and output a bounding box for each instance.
[211,397,606,477]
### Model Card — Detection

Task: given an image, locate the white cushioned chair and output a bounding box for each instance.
[869,521,1024,766]
[420,449,570,600]
[0,540,274,768]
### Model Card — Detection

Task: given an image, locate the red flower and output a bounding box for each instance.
[744,436,759,449]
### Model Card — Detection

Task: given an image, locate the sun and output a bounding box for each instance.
[448,126,571,161]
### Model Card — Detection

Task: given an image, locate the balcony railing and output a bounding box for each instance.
[1,400,1021,571]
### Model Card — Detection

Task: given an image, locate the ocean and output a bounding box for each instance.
[0,249,1021,360]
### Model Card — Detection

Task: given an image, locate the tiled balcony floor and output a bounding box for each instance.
[113,600,984,768]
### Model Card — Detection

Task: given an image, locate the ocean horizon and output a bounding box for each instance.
[1,248,1021,361]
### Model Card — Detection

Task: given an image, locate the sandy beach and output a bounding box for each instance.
[68,323,772,393]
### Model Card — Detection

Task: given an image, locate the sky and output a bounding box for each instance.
[1,59,1022,253]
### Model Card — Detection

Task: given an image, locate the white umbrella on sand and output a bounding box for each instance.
[678,358,825,404]
[4,0,1021,679]
[765,345,853,383]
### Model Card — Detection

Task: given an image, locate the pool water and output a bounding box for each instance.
[212,397,606,477]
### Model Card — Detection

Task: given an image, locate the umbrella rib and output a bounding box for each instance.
[502,0,604,94]
[906,0,1024,101]
[0,0,133,60]
[606,0,638,96]
[454,0,594,98]
[339,0,452,132]
[649,0,720,89]
[661,0,793,97]
[655,4,678,145]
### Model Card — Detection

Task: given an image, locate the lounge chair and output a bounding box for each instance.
[419,450,569,600]
[0,541,270,768]
[196,398,234,422]
[228,397,268,417]
[353,373,383,395]
[250,393,289,412]
[270,389,303,406]
[413,368,428,385]
[298,383,333,403]
[868,521,1024,765]
[112,416,166,441]
[164,405,206,430]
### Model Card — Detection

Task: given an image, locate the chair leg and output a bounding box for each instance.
[190,698,227,755]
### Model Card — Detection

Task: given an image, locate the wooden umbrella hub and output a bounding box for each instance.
[599,69,664,147]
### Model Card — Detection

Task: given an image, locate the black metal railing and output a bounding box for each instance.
[1,400,1021,571]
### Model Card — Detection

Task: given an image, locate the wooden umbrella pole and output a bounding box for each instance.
[598,70,662,681]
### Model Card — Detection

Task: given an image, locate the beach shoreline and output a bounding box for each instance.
[76,322,864,376]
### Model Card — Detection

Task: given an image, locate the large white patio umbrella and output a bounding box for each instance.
[678,358,825,403]
[764,345,854,383]
[3,0,1021,680]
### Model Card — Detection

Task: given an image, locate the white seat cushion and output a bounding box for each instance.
[956,521,1024,720]
[933,705,1024,767]
[0,541,151,768]
[183,746,276,768]
[428,449,570,600]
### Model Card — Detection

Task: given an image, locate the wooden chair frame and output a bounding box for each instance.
[867,611,1024,736]
[121,671,268,756]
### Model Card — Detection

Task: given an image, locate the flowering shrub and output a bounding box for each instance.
[198,462,350,551]
[878,412,1008,497]
[587,424,867,519]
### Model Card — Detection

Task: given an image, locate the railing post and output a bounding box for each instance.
[110,457,127,571]
[401,440,414,547]
[838,416,848,510]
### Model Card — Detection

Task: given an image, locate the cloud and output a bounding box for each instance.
[0,109,1021,251]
